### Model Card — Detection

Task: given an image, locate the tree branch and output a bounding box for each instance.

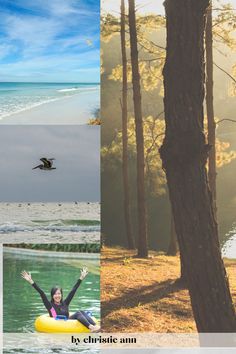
[213,62,236,85]
[218,118,236,124]
[155,110,164,119]
[212,8,236,12]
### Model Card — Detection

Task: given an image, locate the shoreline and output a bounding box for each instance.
[3,246,99,259]
[0,232,100,244]
[0,89,100,125]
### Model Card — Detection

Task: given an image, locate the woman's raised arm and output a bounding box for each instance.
[21,270,52,314]
[64,267,88,305]
[21,270,34,284]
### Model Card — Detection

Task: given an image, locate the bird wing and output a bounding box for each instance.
[48,158,55,167]
[32,164,42,170]
[40,158,51,168]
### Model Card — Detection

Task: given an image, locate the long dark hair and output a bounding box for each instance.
[51,286,63,302]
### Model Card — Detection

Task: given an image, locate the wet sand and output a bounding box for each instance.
[0,89,99,124]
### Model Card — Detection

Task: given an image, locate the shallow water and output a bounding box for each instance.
[0,82,99,121]
[0,203,100,243]
[3,250,100,333]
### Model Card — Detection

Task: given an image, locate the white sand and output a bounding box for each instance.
[0,89,100,125]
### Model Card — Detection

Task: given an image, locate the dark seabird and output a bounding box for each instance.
[32,158,56,171]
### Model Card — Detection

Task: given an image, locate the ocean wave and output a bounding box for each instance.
[0,89,18,93]
[57,86,99,93]
[31,219,100,226]
[0,86,99,120]
[0,97,61,120]
[0,223,100,233]
[57,88,81,92]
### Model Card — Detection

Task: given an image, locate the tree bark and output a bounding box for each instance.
[128,0,148,257]
[120,0,135,249]
[160,0,236,332]
[206,1,217,216]
[167,212,187,284]
[167,212,178,256]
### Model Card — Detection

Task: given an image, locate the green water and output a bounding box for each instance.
[3,251,100,333]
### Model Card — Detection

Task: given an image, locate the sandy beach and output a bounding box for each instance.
[0,89,99,125]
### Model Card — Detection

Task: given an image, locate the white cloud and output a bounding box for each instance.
[0,44,16,60]
[0,49,99,71]
[56,34,97,50]
[48,0,97,17]
[0,0,100,81]
[4,15,61,56]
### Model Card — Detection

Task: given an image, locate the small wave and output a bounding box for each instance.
[57,88,81,92]
[57,86,99,93]
[80,86,100,91]
[0,87,99,120]
[31,219,100,226]
[0,89,18,93]
[0,224,100,233]
[0,97,61,120]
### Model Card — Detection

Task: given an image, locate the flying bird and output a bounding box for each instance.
[32,158,56,171]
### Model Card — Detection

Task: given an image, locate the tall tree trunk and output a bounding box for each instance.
[206,1,217,215]
[167,212,178,256]
[120,0,135,249]
[167,212,186,284]
[179,253,186,283]
[128,0,148,257]
[160,0,236,332]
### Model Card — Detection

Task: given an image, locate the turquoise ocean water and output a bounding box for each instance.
[0,82,99,120]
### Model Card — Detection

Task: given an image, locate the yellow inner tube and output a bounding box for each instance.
[35,313,95,333]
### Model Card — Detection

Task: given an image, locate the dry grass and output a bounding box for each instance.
[101,246,236,333]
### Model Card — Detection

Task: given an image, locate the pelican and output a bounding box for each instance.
[32,158,56,171]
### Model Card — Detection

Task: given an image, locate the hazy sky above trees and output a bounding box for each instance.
[102,0,236,16]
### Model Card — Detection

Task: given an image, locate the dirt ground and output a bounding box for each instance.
[101,246,236,332]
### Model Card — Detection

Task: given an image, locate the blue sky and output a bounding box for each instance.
[0,0,100,82]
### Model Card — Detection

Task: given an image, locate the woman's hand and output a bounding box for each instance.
[21,270,34,285]
[79,267,88,280]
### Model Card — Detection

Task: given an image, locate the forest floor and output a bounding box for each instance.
[101,246,236,332]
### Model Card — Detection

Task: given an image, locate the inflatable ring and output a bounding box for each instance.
[35,313,96,333]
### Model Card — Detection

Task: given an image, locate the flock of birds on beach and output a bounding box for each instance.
[5,202,92,207]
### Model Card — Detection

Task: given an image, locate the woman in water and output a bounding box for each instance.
[21,267,100,332]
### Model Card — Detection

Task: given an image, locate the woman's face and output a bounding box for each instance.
[53,289,62,304]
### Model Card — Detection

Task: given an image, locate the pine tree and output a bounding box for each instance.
[160,0,236,332]
[128,0,148,257]
[120,0,135,249]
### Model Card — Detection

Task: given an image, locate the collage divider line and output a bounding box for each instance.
[0,243,3,353]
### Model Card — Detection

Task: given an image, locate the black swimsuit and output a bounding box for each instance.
[32,280,95,328]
